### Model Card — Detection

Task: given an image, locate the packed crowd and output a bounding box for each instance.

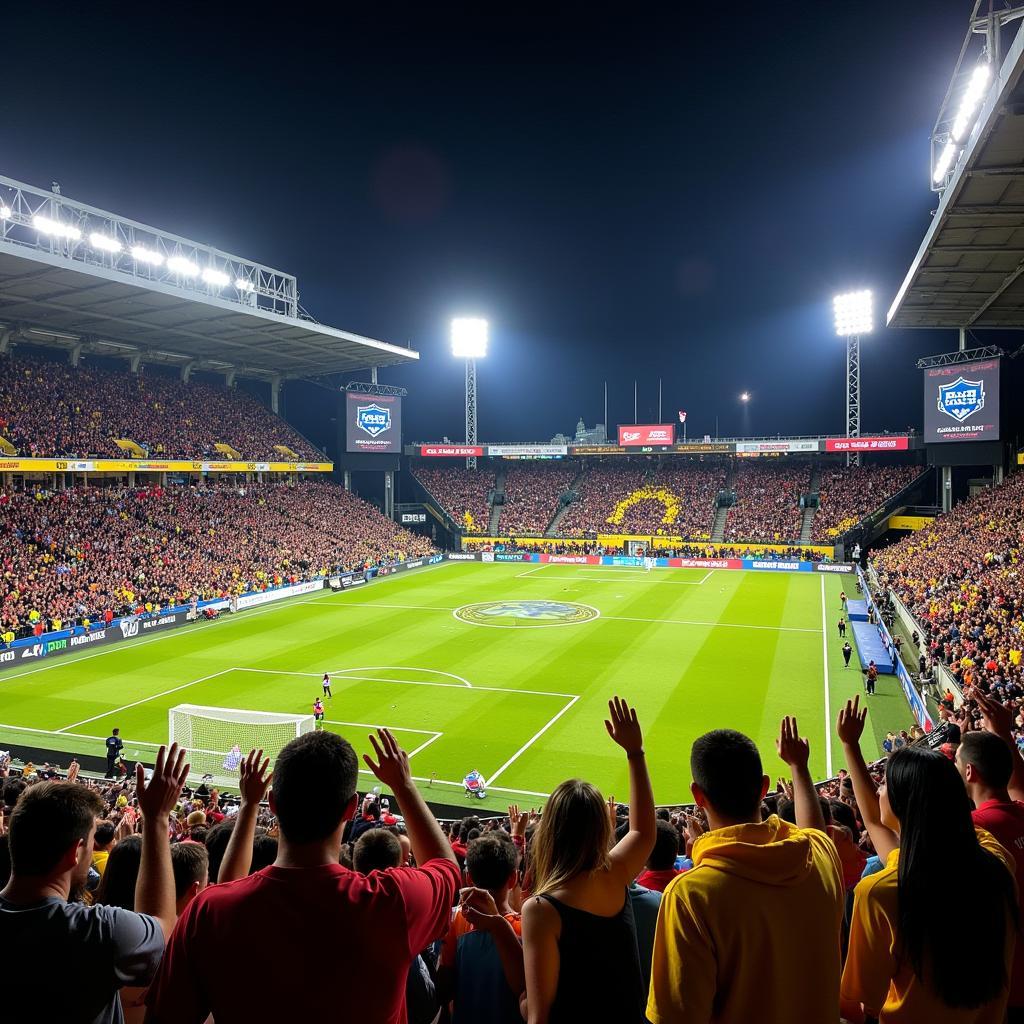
[4,692,1023,1024]
[0,481,433,637]
[723,460,809,543]
[498,462,577,535]
[609,463,726,539]
[557,461,650,536]
[812,463,921,542]
[0,351,320,460]
[413,465,494,534]
[872,471,1024,734]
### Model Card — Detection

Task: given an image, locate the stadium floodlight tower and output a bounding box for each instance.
[833,290,873,467]
[450,317,488,469]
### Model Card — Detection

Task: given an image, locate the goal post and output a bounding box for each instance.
[168,704,315,787]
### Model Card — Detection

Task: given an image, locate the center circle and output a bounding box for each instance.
[453,599,601,629]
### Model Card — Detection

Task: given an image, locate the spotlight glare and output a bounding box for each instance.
[833,289,873,336]
[0,205,10,219]
[167,255,199,277]
[131,245,164,267]
[201,267,230,287]
[89,232,121,253]
[234,277,255,292]
[951,62,992,142]
[32,214,81,240]
[450,317,489,359]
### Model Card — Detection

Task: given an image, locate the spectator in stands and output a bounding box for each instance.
[724,461,808,543]
[0,744,189,1023]
[440,832,525,1024]
[838,697,1018,1023]
[521,697,655,1024]
[813,463,920,542]
[414,464,493,533]
[647,718,844,1024]
[91,820,117,877]
[500,463,577,535]
[636,819,682,892]
[145,729,460,1023]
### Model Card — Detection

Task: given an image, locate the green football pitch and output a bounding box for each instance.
[0,562,909,810]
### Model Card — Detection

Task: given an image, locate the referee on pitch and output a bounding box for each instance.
[104,727,123,777]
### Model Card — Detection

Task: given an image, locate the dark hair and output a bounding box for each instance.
[0,835,11,888]
[828,799,858,835]
[459,816,481,842]
[887,746,1017,1008]
[272,731,358,844]
[777,797,831,827]
[7,781,104,876]
[2,778,26,809]
[959,732,1013,790]
[94,821,116,847]
[203,818,236,883]
[691,730,764,821]
[466,833,518,892]
[353,828,402,873]
[95,835,142,909]
[364,799,380,821]
[170,842,209,901]
[250,834,278,873]
[647,820,680,871]
[656,807,670,821]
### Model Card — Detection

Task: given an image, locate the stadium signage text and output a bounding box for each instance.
[618,424,675,446]
[419,445,485,457]
[735,440,820,453]
[486,444,568,456]
[0,458,333,474]
[824,436,909,452]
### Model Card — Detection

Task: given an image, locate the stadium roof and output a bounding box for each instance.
[888,12,1024,330]
[0,175,418,381]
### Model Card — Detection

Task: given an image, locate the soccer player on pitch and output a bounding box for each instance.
[322,672,332,699]
[312,697,325,729]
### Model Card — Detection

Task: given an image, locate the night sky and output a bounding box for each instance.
[0,2,996,449]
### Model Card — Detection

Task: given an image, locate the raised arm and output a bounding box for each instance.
[216,749,271,884]
[605,696,656,883]
[134,744,189,943]
[837,697,898,860]
[975,692,1024,803]
[776,715,826,833]
[363,728,456,867]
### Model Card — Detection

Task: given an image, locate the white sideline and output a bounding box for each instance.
[322,719,440,737]
[820,573,833,777]
[486,695,581,787]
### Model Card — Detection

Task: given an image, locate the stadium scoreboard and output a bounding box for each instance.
[922,357,1000,444]
[345,392,403,454]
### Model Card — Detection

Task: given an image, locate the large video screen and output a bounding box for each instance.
[618,424,675,446]
[345,392,403,453]
[922,358,1000,444]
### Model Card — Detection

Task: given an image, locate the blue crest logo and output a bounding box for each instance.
[937,377,985,423]
[356,403,391,437]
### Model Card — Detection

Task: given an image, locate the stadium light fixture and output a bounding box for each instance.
[952,62,992,142]
[167,255,199,277]
[32,214,81,241]
[131,244,164,267]
[0,205,10,219]
[201,267,230,288]
[89,232,122,253]
[833,290,873,336]
[234,277,254,292]
[450,317,489,359]
[739,391,750,403]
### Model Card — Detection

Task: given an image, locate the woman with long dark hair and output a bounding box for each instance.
[520,696,656,1024]
[838,697,1017,1022]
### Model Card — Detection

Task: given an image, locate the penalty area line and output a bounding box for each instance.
[486,694,581,787]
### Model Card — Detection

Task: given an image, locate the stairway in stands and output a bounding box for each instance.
[545,464,587,536]
[488,466,507,534]
[799,464,822,544]
[710,504,729,543]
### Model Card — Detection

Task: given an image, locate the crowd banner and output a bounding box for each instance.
[418,445,485,457]
[824,436,909,452]
[734,440,820,453]
[0,457,332,474]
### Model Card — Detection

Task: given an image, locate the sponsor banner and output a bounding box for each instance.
[341,575,366,588]
[481,552,495,563]
[673,443,734,454]
[742,560,812,572]
[888,515,933,531]
[0,649,14,664]
[234,580,323,611]
[69,629,109,648]
[571,445,627,455]
[735,440,820,453]
[419,445,485,457]
[401,513,427,523]
[486,444,568,457]
[603,556,645,567]
[618,424,675,446]
[0,458,332,474]
[446,552,480,561]
[540,554,602,565]
[814,563,855,574]
[428,554,444,564]
[495,552,531,562]
[923,358,1001,444]
[666,558,741,569]
[824,436,909,452]
[346,392,402,454]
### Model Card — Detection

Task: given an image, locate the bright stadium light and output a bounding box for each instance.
[933,141,958,184]
[234,276,254,292]
[201,267,230,287]
[89,232,121,253]
[833,290,873,336]
[131,244,164,266]
[0,205,10,219]
[33,214,81,240]
[739,391,750,403]
[167,255,199,277]
[450,317,489,359]
[951,62,992,142]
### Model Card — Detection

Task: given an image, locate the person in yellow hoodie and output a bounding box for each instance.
[647,716,844,1024]
[838,696,1018,1024]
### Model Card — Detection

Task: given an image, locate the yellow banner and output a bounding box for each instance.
[0,458,332,474]
[463,536,593,548]
[888,514,932,531]
[598,534,834,556]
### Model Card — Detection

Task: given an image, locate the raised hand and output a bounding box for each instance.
[837,696,867,747]
[604,696,643,755]
[136,743,189,822]
[508,804,528,839]
[363,728,413,792]
[776,716,811,769]
[975,691,1013,739]
[461,886,502,931]
[238,749,272,806]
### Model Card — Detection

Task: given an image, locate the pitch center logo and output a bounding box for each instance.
[356,403,391,437]
[937,376,985,423]
[454,599,600,628]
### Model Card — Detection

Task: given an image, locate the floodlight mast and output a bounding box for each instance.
[450,318,488,469]
[833,290,873,467]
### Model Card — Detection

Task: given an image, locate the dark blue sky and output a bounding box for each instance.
[1,2,987,446]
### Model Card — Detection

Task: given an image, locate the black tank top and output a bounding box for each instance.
[536,890,646,1023]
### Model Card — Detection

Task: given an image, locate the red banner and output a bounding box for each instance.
[824,436,909,452]
[539,554,601,565]
[418,445,485,457]
[618,424,676,446]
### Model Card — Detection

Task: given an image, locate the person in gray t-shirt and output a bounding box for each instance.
[0,744,190,1024]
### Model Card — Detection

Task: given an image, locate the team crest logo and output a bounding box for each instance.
[454,600,600,628]
[937,377,985,423]
[356,403,391,437]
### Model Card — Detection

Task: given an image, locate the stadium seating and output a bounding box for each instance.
[498,461,577,534]
[412,464,494,533]
[723,461,808,543]
[811,463,921,541]
[557,461,650,536]
[0,481,433,636]
[0,351,322,460]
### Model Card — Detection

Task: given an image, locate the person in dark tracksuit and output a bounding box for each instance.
[838,618,846,638]
[842,642,852,668]
[105,728,123,778]
[865,661,878,695]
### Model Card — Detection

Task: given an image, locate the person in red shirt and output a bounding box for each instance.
[144,728,460,1024]
[957,693,1024,1022]
[635,819,682,892]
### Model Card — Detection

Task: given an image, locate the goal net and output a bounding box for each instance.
[168,704,315,787]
